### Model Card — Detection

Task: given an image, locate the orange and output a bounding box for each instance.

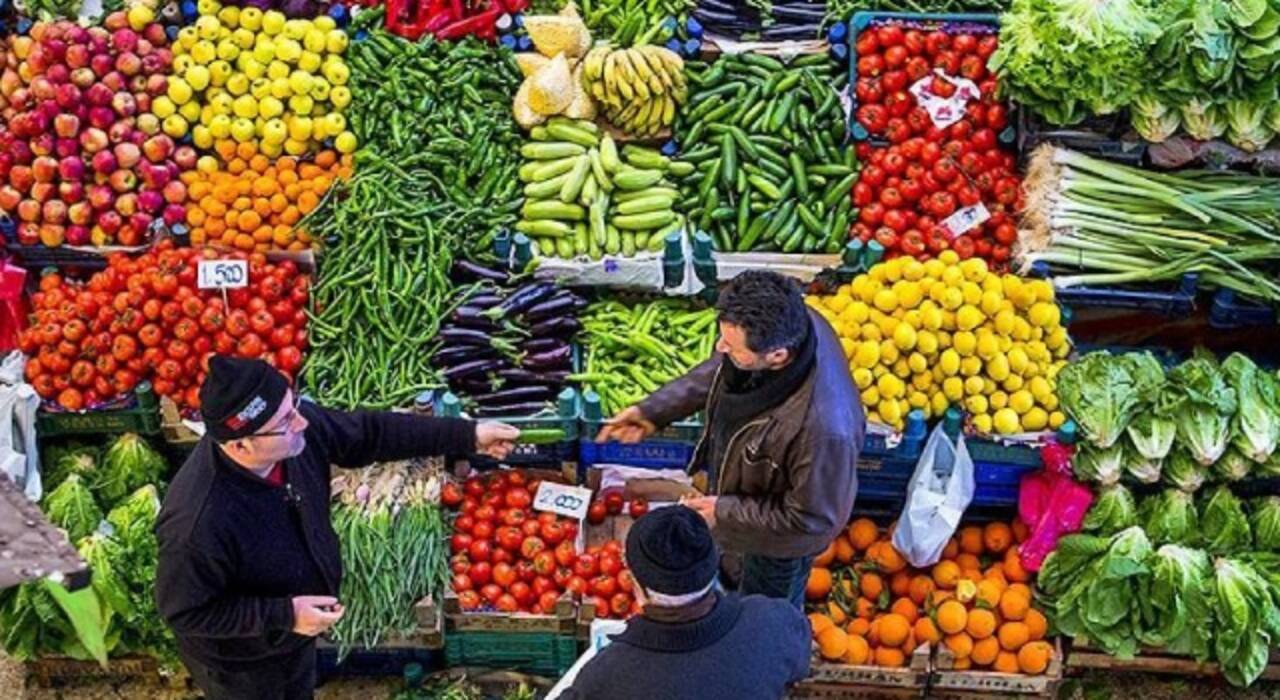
[984,522,1013,554]
[1007,583,1033,600]
[878,613,911,647]
[860,573,885,601]
[314,150,337,168]
[817,627,849,661]
[944,632,973,658]
[835,537,856,565]
[929,590,954,608]
[1025,609,1048,641]
[935,600,968,635]
[848,519,879,550]
[855,597,877,620]
[1012,518,1030,543]
[298,190,319,213]
[806,568,833,601]
[867,541,907,574]
[866,617,881,646]
[942,538,960,560]
[932,560,961,589]
[965,609,997,640]
[908,576,935,605]
[847,618,870,637]
[808,613,834,637]
[984,566,1009,587]
[843,634,871,665]
[814,540,837,568]
[975,579,1004,609]
[827,601,848,626]
[890,597,919,624]
[971,637,1000,666]
[215,141,238,161]
[1004,548,1030,583]
[890,571,912,598]
[958,526,984,555]
[235,141,257,160]
[950,656,972,670]
[998,622,1030,652]
[993,651,1020,674]
[913,617,941,645]
[1017,640,1052,674]
[874,647,906,668]
[955,553,982,574]
[999,591,1030,622]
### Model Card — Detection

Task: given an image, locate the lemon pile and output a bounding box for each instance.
[809,253,1071,435]
[153,0,356,156]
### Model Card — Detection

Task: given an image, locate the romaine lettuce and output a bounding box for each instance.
[1140,489,1200,546]
[1201,486,1253,556]
[1222,352,1280,463]
[1251,497,1280,551]
[1167,352,1238,466]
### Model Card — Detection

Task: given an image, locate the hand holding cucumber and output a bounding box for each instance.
[476,422,520,459]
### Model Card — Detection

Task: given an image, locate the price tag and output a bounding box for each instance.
[197,260,249,289]
[939,203,991,240]
[603,259,620,274]
[909,70,981,130]
[533,481,593,521]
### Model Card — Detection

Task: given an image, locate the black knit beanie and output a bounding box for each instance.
[199,356,289,442]
[625,506,719,596]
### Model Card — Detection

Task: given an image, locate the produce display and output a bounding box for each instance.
[573,297,716,417]
[432,276,585,416]
[805,519,1055,675]
[693,0,830,42]
[810,254,1069,432]
[580,0,693,46]
[678,53,851,253]
[580,43,687,138]
[19,242,309,411]
[517,121,692,259]
[0,13,189,247]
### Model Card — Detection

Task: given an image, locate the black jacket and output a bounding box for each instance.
[154,403,474,672]
[562,593,810,700]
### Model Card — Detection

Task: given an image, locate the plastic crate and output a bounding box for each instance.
[1209,289,1276,329]
[1031,262,1198,316]
[1016,109,1146,165]
[442,630,579,677]
[965,438,1043,468]
[578,387,703,471]
[36,383,162,438]
[439,388,580,470]
[848,12,1011,145]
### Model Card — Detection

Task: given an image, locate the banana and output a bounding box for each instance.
[660,93,676,127]
[614,50,649,102]
[608,53,635,102]
[583,46,608,83]
[627,48,653,83]
[640,47,675,92]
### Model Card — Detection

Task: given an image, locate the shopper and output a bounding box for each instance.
[155,356,519,700]
[598,270,864,607]
[560,506,810,700]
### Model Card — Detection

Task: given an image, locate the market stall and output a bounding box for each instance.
[1,0,1280,697]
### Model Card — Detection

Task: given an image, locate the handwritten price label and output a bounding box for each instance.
[533,481,593,521]
[197,260,249,290]
[939,203,991,240]
[909,70,981,130]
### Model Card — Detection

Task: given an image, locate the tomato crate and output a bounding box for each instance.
[1209,288,1277,329]
[36,383,162,438]
[932,638,1063,698]
[442,630,580,678]
[792,643,930,698]
[433,589,578,636]
[847,12,1011,145]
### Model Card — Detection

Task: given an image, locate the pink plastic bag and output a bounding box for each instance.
[0,262,27,353]
[1016,438,1094,571]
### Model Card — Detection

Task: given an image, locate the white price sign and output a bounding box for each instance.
[939,203,991,240]
[533,481,593,521]
[198,260,249,289]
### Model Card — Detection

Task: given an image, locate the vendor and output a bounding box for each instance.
[155,356,519,700]
[560,506,810,699]
[598,270,864,607]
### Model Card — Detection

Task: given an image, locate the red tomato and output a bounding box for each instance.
[458,591,481,611]
[455,515,476,534]
[977,35,999,59]
[985,104,1009,131]
[464,478,485,497]
[952,33,977,55]
[522,519,543,537]
[553,566,573,588]
[521,536,547,560]
[592,596,611,618]
[493,562,516,587]
[501,508,527,527]
[574,554,600,578]
[885,118,912,144]
[618,570,635,594]
[496,594,519,613]
[856,104,889,133]
[470,562,492,586]
[468,540,492,563]
[875,227,899,250]
[952,235,976,259]
[853,182,874,207]
[474,505,496,523]
[587,501,607,524]
[855,33,878,56]
[599,553,623,578]
[442,483,464,507]
[497,526,524,552]
[970,128,997,153]
[532,575,557,597]
[879,187,904,208]
[876,25,904,47]
[884,45,908,69]
[510,582,534,607]
[856,54,885,77]
[883,209,910,233]
[568,576,588,597]
[450,533,473,555]
[860,164,887,187]
[855,78,883,105]
[883,152,907,174]
[882,71,908,95]
[903,30,925,55]
[604,492,624,515]
[629,498,649,518]
[592,575,618,598]
[924,31,950,56]
[533,551,556,576]
[610,593,632,617]
[539,521,566,546]
[905,56,930,82]
[472,521,494,541]
[516,560,537,583]
[539,591,561,613]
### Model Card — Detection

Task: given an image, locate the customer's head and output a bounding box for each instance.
[200,356,308,469]
[625,506,719,609]
[715,270,809,371]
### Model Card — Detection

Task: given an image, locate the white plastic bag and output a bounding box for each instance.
[891,424,975,568]
[0,351,40,501]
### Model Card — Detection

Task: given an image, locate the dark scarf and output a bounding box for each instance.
[643,590,720,624]
[704,317,817,485]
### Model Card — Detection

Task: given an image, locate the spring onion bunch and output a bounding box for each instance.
[1019,146,1280,305]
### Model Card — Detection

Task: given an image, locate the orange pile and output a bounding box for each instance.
[805,518,1053,675]
[182,140,352,252]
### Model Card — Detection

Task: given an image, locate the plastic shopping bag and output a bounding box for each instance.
[1017,438,1092,572]
[0,262,27,353]
[892,424,975,568]
[0,352,40,501]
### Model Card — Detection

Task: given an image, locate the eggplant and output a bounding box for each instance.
[485,282,556,319]
[771,5,826,22]
[523,292,587,322]
[520,338,570,355]
[439,327,520,353]
[523,345,573,370]
[497,368,570,385]
[762,23,822,39]
[698,0,744,12]
[451,306,503,329]
[529,316,581,338]
[453,260,510,283]
[464,293,505,309]
[442,358,504,381]
[456,377,503,396]
[474,402,551,417]
[432,345,498,367]
[476,385,556,406]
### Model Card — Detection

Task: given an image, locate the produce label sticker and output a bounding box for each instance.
[938,203,991,240]
[604,259,620,274]
[533,481,593,521]
[909,70,981,130]
[197,260,249,289]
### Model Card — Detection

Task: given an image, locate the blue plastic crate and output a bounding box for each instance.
[966,438,1042,468]
[848,12,1011,145]
[851,495,905,524]
[1031,262,1198,316]
[440,388,580,470]
[1015,109,1147,166]
[1209,289,1276,329]
[578,418,703,473]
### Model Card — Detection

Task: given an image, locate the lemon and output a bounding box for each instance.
[939,287,963,311]
[1007,389,1034,415]
[917,330,938,356]
[894,280,923,309]
[252,38,276,64]
[919,303,943,331]
[284,138,309,156]
[991,408,1019,435]
[972,413,993,434]
[861,324,882,343]
[853,342,880,369]
[908,392,929,411]
[980,289,1003,316]
[908,352,928,375]
[931,391,949,416]
[1012,285,1038,310]
[879,340,900,366]
[956,304,984,331]
[1047,326,1070,351]
[961,356,983,378]
[960,258,987,283]
[938,349,960,377]
[1042,394,1060,411]
[937,250,958,265]
[1026,377,1050,402]
[982,274,1004,294]
[942,266,963,286]
[901,259,925,281]
[1011,317,1032,342]
[976,331,1000,360]
[953,331,977,357]
[878,373,904,399]
[162,114,188,138]
[862,387,880,407]
[881,260,903,283]
[941,376,964,402]
[879,399,903,427]
[293,49,320,74]
[965,394,989,415]
[226,73,249,96]
[275,38,302,63]
[262,10,286,35]
[256,96,283,119]
[912,372,933,392]
[284,19,309,41]
[987,354,1010,382]
[989,391,1009,410]
[1022,407,1049,431]
[845,303,872,327]
[1049,411,1066,429]
[893,323,918,351]
[1002,374,1025,392]
[852,367,873,390]
[1028,302,1060,328]
[961,281,982,306]
[873,289,898,313]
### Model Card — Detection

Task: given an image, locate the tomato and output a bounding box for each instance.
[906,107,932,136]
[452,574,474,598]
[507,471,528,488]
[554,540,577,569]
[537,512,558,526]
[885,118,912,143]
[553,566,573,589]
[856,54,885,77]
[991,244,1012,264]
[629,498,649,518]
[875,227,899,250]
[924,31,950,56]
[604,492,624,515]
[496,593,518,612]
[455,515,477,534]
[903,29,925,55]
[482,491,503,509]
[591,575,618,598]
[947,119,973,141]
[876,25,904,47]
[970,128,997,153]
[592,596,611,618]
[883,152,907,174]
[533,551,556,576]
[493,562,516,587]
[499,526,527,552]
[995,177,1020,205]
[574,553,599,578]
[860,164,887,187]
[509,582,534,608]
[976,35,999,59]
[458,591,481,611]
[900,178,925,203]
[521,536,547,560]
[927,191,957,218]
[225,310,251,338]
[852,182,874,207]
[540,521,566,546]
[472,521,494,542]
[975,238,993,259]
[881,209,909,234]
[539,591,561,613]
[854,78,883,105]
[269,325,294,350]
[522,519,542,537]
[879,187,904,208]
[901,230,927,256]
[932,51,960,76]
[599,553,623,578]
[855,32,878,56]
[515,560,537,583]
[247,310,273,337]
[468,540,492,563]
[501,508,526,527]
[882,71,908,95]
[470,561,492,586]
[856,104,889,133]
[957,184,982,207]
[859,202,886,227]
[610,593,632,617]
[617,570,635,594]
[952,33,977,55]
[157,359,182,382]
[442,482,463,507]
[884,45,908,69]
[952,235,976,259]
[451,533,473,555]
[568,576,589,597]
[985,104,1008,131]
[474,505,496,523]
[69,361,94,388]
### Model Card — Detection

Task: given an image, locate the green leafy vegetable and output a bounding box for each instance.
[1056,352,1153,449]
[1140,544,1213,659]
[1222,352,1280,464]
[1083,484,1138,535]
[1166,352,1238,466]
[1123,439,1162,484]
[42,445,99,494]
[42,474,103,543]
[1140,489,1201,546]
[96,434,166,505]
[1201,486,1253,556]
[1164,447,1207,493]
[1074,442,1125,485]
[1043,527,1153,658]
[1251,497,1280,551]
[1126,354,1178,461]
[1208,558,1280,687]
[1214,446,1253,482]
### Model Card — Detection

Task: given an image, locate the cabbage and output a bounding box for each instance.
[1213,446,1253,482]
[1140,545,1213,659]
[1123,439,1163,483]
[1166,352,1238,466]
[1250,497,1280,551]
[42,474,103,543]
[1126,355,1178,461]
[96,434,166,505]
[1083,483,1139,535]
[1057,352,1153,449]
[1208,558,1280,687]
[1226,100,1274,152]
[1074,442,1125,485]
[1201,486,1253,556]
[1163,447,1207,493]
[1222,353,1280,463]
[1140,489,1201,546]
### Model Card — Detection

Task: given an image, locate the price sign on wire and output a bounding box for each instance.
[197,260,249,290]
[533,481,593,521]
[939,203,991,240]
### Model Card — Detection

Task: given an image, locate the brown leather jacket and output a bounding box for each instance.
[638,309,865,559]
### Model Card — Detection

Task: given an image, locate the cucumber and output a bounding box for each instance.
[613,211,676,230]
[522,142,586,160]
[522,201,586,221]
[613,169,665,191]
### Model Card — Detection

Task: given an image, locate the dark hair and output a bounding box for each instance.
[716,270,809,353]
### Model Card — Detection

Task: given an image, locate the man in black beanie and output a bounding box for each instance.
[561,506,810,700]
[155,356,519,700]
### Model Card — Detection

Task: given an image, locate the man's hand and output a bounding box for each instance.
[291,596,344,637]
[681,496,718,529]
[596,406,656,444]
[476,422,520,460]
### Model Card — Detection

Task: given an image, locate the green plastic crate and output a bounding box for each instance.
[36,383,162,438]
[443,630,580,677]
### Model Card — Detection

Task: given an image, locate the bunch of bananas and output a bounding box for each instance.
[582,45,687,138]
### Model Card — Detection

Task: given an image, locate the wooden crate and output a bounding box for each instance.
[1067,638,1280,681]
[793,643,931,697]
[318,598,444,652]
[27,655,187,689]
[931,638,1063,698]
[159,397,201,450]
[425,589,578,635]
[786,681,925,699]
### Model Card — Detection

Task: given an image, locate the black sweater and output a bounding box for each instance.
[154,403,474,672]
[562,594,810,700]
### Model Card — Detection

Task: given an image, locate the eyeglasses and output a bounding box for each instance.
[252,395,303,439]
